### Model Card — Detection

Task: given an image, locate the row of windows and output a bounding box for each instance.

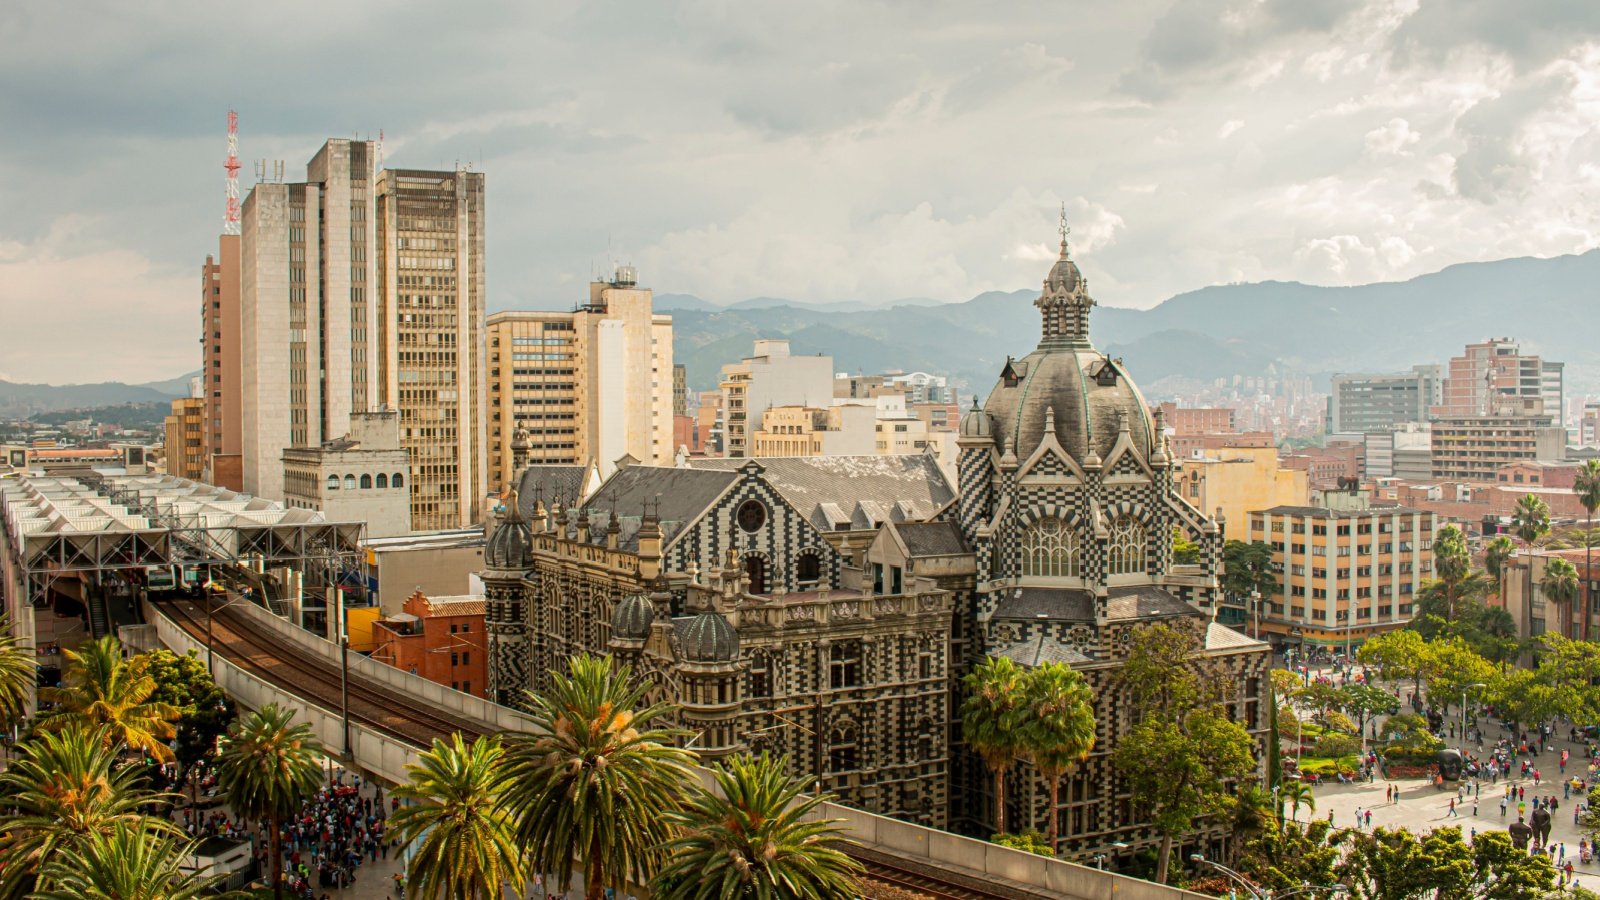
[326,472,405,491]
[1019,516,1148,577]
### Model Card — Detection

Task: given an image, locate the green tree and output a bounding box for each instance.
[1337,826,1553,900]
[1530,633,1600,724]
[500,654,695,900]
[1434,524,1471,586]
[960,655,1029,836]
[1339,682,1397,745]
[1541,557,1580,640]
[1574,459,1600,641]
[30,823,231,900]
[1222,540,1278,635]
[1113,709,1255,884]
[1356,629,1429,697]
[1483,535,1516,581]
[1118,622,1204,719]
[37,636,180,762]
[0,723,175,899]
[391,734,524,900]
[991,831,1054,856]
[1238,817,1338,893]
[1172,526,1201,565]
[1512,494,1551,547]
[1019,662,1096,850]
[216,704,323,900]
[1279,779,1315,824]
[1418,637,1495,712]
[138,649,234,804]
[1486,668,1559,731]
[652,752,861,900]
[0,616,37,731]
[1294,681,1345,721]
[1581,786,1600,844]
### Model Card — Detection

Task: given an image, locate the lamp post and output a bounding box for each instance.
[1191,854,1348,900]
[1251,589,1262,640]
[1461,682,1486,749]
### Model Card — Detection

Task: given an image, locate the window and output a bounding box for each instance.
[461,652,470,665]
[736,500,767,533]
[748,651,772,698]
[343,474,356,490]
[829,724,859,773]
[376,473,388,488]
[1107,516,1146,575]
[461,623,469,633]
[890,566,903,594]
[393,473,405,488]
[451,653,459,666]
[326,475,340,491]
[829,641,861,689]
[1021,517,1080,577]
[359,474,372,489]
[796,552,821,584]
[450,624,458,634]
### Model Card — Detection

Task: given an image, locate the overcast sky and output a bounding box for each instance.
[3,0,1599,384]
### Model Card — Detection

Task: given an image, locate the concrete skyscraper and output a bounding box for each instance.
[200,235,243,490]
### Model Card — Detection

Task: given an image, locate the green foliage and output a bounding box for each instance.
[1357,630,1427,690]
[1019,661,1096,849]
[1434,525,1471,586]
[961,655,1030,835]
[136,649,234,790]
[1172,527,1201,565]
[1484,536,1517,579]
[392,734,524,900]
[1380,713,1444,764]
[37,636,180,763]
[1488,668,1559,730]
[29,823,229,900]
[1117,622,1205,720]
[1310,732,1361,758]
[1336,826,1554,900]
[1339,682,1397,738]
[1541,558,1580,635]
[0,616,36,732]
[1238,817,1338,891]
[217,704,323,900]
[1513,494,1551,546]
[991,831,1054,857]
[1279,779,1315,822]
[500,655,695,900]
[1582,786,1600,845]
[653,752,861,900]
[1419,636,1495,706]
[1221,540,1278,603]
[1294,681,1344,717]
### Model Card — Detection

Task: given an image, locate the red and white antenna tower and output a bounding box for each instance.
[223,110,241,235]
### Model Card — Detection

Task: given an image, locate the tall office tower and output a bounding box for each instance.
[240,139,378,501]
[375,167,487,531]
[1328,365,1440,433]
[486,267,673,488]
[1434,338,1564,421]
[200,236,243,490]
[164,397,207,481]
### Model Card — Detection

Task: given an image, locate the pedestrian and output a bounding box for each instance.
[1473,799,1479,816]
[1386,784,1393,804]
[1449,798,1457,817]
[1365,809,1372,827]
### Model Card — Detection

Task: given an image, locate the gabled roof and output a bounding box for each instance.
[686,455,955,531]
[1103,585,1201,621]
[568,466,739,551]
[515,464,599,516]
[1205,621,1265,651]
[994,634,1094,668]
[894,521,968,557]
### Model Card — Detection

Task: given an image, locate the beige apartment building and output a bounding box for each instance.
[200,235,243,490]
[282,410,412,538]
[1247,505,1436,652]
[163,397,206,481]
[374,167,488,531]
[1173,446,1309,540]
[486,268,672,488]
[718,340,834,457]
[1431,409,1567,483]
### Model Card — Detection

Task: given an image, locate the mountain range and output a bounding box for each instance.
[11,251,1598,415]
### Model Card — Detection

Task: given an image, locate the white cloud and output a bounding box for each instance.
[1218,119,1245,139]
[1364,117,1420,155]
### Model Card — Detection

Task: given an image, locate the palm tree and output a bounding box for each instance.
[1280,779,1314,826]
[0,723,174,899]
[651,752,862,900]
[391,734,524,900]
[31,823,231,900]
[1484,535,1516,583]
[0,616,36,731]
[1542,558,1580,640]
[1513,494,1551,548]
[1020,662,1096,852]
[500,654,696,900]
[1230,784,1277,854]
[37,637,179,762]
[216,704,323,900]
[1572,459,1600,640]
[960,655,1028,836]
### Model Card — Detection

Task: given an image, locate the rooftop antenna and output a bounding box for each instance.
[375,129,384,176]
[223,110,241,235]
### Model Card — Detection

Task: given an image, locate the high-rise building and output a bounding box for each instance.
[240,139,379,503]
[200,236,243,490]
[374,167,487,531]
[1431,411,1568,483]
[1248,505,1436,653]
[672,363,688,417]
[486,268,672,488]
[717,340,833,458]
[1434,339,1563,422]
[163,397,206,480]
[1328,366,1440,434]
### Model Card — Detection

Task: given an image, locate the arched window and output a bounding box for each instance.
[375,473,388,489]
[828,724,859,773]
[747,651,773,699]
[326,475,340,491]
[359,474,372,489]
[343,474,356,491]
[1021,517,1079,577]
[392,473,405,488]
[1107,515,1147,575]
[796,552,821,584]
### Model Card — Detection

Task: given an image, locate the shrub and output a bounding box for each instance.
[1311,733,1361,758]
[992,830,1054,857]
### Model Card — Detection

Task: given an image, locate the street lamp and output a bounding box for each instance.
[1251,589,1262,640]
[1461,682,1486,748]
[1191,854,1348,900]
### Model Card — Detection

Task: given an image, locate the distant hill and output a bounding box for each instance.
[0,372,192,419]
[669,252,1600,396]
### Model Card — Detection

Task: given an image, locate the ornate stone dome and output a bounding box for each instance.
[978,220,1156,463]
[678,611,740,662]
[485,492,532,571]
[611,592,654,640]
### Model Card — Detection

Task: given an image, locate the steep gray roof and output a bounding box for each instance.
[1205,622,1266,651]
[896,521,968,557]
[516,465,592,516]
[687,455,955,531]
[980,347,1155,463]
[1103,585,1202,621]
[992,588,1095,622]
[995,635,1094,668]
[570,466,739,551]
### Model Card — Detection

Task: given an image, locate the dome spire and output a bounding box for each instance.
[1035,205,1095,349]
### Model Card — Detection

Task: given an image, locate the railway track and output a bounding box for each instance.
[157,597,492,748]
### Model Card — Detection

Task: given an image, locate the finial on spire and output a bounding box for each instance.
[1058,202,1070,255]
[1044,405,1056,435]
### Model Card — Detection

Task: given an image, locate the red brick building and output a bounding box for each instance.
[1158,402,1236,435]
[371,590,487,698]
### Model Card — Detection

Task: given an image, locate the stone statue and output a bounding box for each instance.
[1509,817,1533,851]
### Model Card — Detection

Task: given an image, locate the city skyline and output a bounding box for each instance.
[3,1,1600,384]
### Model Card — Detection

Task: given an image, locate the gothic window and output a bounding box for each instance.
[1107,515,1147,575]
[829,724,859,773]
[829,641,861,690]
[796,552,821,585]
[1021,517,1079,577]
[748,650,773,699]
